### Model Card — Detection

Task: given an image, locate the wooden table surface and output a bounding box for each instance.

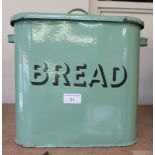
[3,104,153,155]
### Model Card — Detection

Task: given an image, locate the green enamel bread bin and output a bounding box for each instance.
[8,9,147,147]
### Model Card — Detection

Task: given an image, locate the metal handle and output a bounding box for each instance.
[140,37,147,47]
[8,34,14,43]
[68,8,88,14]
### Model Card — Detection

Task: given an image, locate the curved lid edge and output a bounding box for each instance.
[10,12,144,29]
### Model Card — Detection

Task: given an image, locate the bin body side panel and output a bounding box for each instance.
[14,20,140,147]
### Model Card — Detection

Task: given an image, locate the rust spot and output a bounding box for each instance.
[123,17,128,22]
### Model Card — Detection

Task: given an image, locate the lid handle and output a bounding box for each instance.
[8,34,14,43]
[68,8,88,14]
[140,37,148,47]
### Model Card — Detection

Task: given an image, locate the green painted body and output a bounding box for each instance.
[9,12,146,147]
